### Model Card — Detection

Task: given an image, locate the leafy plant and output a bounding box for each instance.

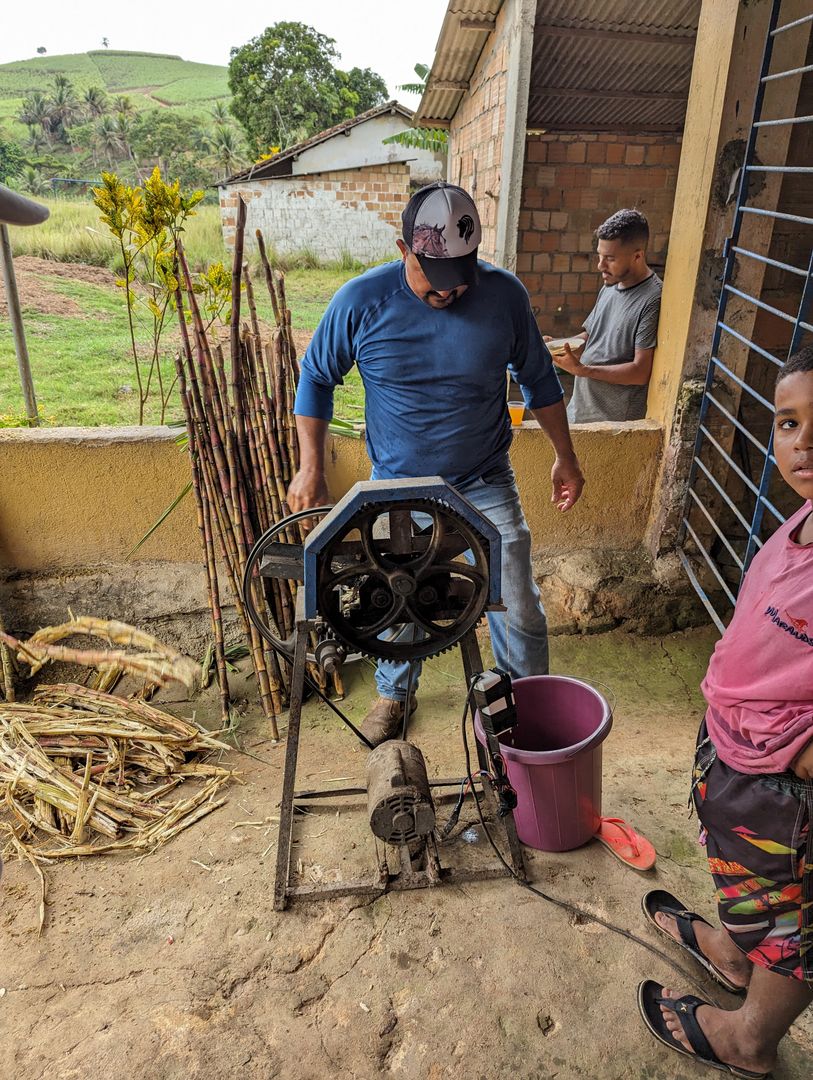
[382,63,448,154]
[92,167,204,423]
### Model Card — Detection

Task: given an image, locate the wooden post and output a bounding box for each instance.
[0,223,39,425]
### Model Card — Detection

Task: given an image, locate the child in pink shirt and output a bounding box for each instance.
[639,345,813,1078]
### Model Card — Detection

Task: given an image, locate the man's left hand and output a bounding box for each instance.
[553,343,584,376]
[551,453,584,512]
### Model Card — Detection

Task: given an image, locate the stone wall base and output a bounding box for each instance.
[1,562,240,660]
[3,547,711,665]
[537,547,708,637]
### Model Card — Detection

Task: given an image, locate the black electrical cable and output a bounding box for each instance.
[242,508,375,749]
[459,680,716,998]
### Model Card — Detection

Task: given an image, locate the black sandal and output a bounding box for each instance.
[642,889,747,995]
[638,980,769,1078]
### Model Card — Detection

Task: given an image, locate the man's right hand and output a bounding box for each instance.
[286,468,329,513]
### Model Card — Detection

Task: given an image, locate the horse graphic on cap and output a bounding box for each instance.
[411,223,449,258]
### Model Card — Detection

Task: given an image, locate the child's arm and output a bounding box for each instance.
[791,739,813,780]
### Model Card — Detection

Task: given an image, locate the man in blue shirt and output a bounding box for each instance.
[289,182,584,745]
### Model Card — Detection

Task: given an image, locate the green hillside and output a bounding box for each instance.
[0,50,229,138]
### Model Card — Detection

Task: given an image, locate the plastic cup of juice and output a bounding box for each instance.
[508,400,525,426]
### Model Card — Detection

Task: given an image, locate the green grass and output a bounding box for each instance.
[0,262,365,427]
[152,75,231,105]
[1,192,369,426]
[6,197,227,271]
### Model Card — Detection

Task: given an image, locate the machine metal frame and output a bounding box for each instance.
[272,592,526,911]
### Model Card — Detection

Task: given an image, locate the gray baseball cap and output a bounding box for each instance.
[0,184,49,227]
[402,182,481,291]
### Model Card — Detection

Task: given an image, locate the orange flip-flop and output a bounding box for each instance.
[595,816,656,871]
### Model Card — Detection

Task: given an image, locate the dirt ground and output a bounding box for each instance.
[2,628,812,1079]
[0,256,116,318]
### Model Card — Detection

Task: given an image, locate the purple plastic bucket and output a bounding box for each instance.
[475,675,612,852]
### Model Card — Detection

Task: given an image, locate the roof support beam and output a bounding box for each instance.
[495,0,535,272]
[460,17,497,31]
[414,117,451,130]
[532,85,687,102]
[536,23,696,47]
[429,80,469,91]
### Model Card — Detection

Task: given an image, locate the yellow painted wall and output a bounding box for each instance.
[0,423,662,573]
[646,0,741,433]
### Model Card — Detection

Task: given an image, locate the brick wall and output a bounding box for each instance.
[518,133,682,334]
[447,4,512,263]
[220,163,410,263]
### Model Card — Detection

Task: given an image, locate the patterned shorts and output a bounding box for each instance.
[692,724,813,983]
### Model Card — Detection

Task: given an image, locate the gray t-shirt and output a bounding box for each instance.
[567,273,662,423]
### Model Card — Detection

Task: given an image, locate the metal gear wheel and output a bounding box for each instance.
[315,498,490,662]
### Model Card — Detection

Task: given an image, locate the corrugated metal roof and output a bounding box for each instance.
[415,1,505,126]
[416,0,701,132]
[530,0,700,131]
[534,0,698,35]
[224,101,413,185]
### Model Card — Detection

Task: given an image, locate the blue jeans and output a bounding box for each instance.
[375,467,549,700]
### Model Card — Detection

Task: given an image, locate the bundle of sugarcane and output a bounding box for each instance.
[0,616,199,691]
[173,199,322,739]
[0,683,233,930]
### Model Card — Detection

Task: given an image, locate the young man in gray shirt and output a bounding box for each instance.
[550,209,662,423]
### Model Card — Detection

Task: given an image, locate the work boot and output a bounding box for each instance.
[359,695,417,748]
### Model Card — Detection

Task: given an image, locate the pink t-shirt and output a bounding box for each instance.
[702,500,813,774]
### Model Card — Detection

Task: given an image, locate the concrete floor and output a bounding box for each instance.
[1,627,812,1079]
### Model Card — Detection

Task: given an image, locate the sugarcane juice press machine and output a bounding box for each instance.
[243,478,527,910]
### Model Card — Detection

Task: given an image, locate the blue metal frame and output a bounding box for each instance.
[678,0,813,632]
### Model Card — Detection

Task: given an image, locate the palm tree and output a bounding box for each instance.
[95,115,124,164]
[48,81,81,143]
[210,125,245,176]
[20,165,49,196]
[26,128,48,154]
[83,86,108,120]
[210,100,231,124]
[190,124,213,155]
[115,112,143,180]
[113,95,134,117]
[19,91,52,144]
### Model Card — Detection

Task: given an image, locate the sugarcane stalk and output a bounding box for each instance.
[172,282,231,724]
[256,231,282,326]
[243,262,262,341]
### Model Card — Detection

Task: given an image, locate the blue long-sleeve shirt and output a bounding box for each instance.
[294,260,563,487]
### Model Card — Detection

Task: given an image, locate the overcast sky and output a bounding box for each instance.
[2,1,448,107]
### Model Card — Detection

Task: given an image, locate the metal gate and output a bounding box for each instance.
[678,1,813,633]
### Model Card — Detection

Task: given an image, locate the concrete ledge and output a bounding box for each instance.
[0,421,664,573]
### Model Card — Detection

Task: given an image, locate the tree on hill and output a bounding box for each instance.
[209,124,246,176]
[36,47,46,55]
[83,86,109,118]
[95,114,125,165]
[48,81,81,142]
[102,37,110,48]
[228,21,388,153]
[20,91,52,145]
[210,100,231,125]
